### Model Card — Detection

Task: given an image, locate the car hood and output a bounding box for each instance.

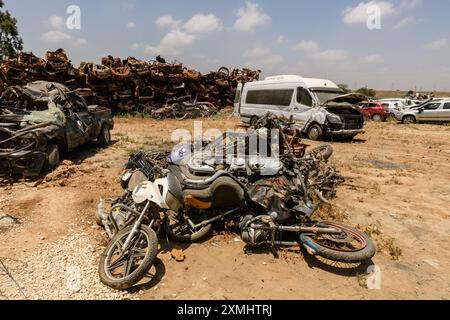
[323,93,367,106]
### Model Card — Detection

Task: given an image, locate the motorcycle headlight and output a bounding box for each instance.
[327,114,343,124]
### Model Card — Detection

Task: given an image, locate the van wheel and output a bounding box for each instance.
[250,116,258,127]
[308,124,324,141]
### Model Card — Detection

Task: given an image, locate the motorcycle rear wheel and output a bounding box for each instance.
[300,221,376,263]
[99,225,158,290]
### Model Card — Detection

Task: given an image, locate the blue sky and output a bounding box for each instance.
[4,0,450,91]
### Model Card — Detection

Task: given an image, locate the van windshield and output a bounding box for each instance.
[310,89,344,105]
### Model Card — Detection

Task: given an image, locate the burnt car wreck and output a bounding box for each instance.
[0,81,113,178]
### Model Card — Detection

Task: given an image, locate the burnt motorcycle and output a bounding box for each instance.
[163,151,375,264]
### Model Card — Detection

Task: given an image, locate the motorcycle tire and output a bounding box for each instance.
[99,225,158,290]
[300,221,376,263]
[164,217,212,243]
[308,144,333,161]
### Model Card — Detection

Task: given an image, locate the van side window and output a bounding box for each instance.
[297,87,313,107]
[246,89,294,106]
[444,103,450,110]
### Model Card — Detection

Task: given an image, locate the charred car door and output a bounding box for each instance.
[64,93,95,151]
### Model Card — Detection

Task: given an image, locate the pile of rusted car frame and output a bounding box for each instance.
[0,49,261,118]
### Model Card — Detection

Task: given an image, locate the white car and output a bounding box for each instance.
[378,99,406,114]
[396,99,450,124]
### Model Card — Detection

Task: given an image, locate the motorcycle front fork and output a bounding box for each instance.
[121,201,152,251]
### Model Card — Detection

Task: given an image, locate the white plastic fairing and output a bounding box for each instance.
[121,171,132,182]
[132,179,170,209]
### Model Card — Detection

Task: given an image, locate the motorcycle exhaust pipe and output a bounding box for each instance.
[193,207,240,228]
[97,199,114,239]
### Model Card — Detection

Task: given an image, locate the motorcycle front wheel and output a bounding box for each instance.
[300,221,376,263]
[99,225,158,290]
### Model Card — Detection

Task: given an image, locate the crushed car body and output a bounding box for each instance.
[0,50,261,116]
[0,81,113,178]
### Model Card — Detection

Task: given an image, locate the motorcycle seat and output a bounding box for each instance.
[183,176,245,210]
[168,165,212,190]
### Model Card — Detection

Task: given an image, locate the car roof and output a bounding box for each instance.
[247,75,339,89]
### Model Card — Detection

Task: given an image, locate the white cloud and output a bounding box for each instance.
[183,13,222,34]
[424,39,448,50]
[73,38,87,48]
[43,16,72,43]
[276,35,286,44]
[234,1,270,32]
[42,30,71,43]
[294,40,320,53]
[400,0,422,8]
[49,15,65,30]
[243,47,284,65]
[315,50,349,62]
[156,15,181,29]
[126,21,136,29]
[360,54,383,63]
[131,43,144,50]
[294,40,348,62]
[394,16,417,29]
[343,1,397,24]
[143,13,223,57]
[145,29,196,56]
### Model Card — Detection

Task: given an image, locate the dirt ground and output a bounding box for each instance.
[1,113,449,300]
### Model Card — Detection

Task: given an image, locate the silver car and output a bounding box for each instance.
[397,99,450,124]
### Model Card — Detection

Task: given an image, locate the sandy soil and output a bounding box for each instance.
[1,114,449,300]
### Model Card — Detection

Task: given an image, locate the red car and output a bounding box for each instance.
[357,101,389,122]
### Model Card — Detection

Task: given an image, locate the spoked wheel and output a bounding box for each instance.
[99,225,158,290]
[300,221,376,263]
[164,213,212,243]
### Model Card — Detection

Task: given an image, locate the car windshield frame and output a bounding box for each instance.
[309,88,345,105]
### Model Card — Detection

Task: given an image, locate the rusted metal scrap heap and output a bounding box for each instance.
[0,50,261,117]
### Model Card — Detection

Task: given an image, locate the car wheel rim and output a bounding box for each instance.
[310,128,319,140]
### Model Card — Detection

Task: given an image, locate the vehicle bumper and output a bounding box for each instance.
[328,129,365,135]
[393,111,404,121]
[240,116,251,124]
[0,150,46,177]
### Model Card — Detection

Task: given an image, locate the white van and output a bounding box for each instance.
[234,75,366,141]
